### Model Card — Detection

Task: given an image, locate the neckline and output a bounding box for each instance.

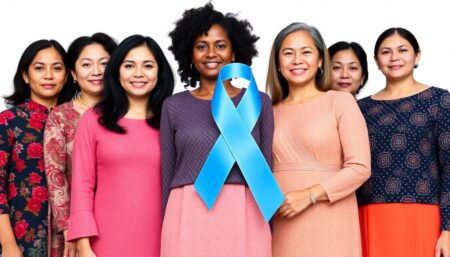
[186,88,246,102]
[368,86,433,102]
[279,90,331,107]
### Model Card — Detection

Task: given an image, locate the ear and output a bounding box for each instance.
[71,70,77,82]
[22,72,29,84]
[232,53,235,62]
[414,49,421,67]
[318,57,323,69]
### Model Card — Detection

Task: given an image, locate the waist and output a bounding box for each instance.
[273,162,342,172]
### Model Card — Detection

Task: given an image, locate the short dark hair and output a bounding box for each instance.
[5,39,76,107]
[374,27,420,59]
[328,41,369,93]
[66,32,117,91]
[168,2,259,87]
[96,34,174,133]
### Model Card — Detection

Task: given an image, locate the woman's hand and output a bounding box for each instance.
[436,231,450,257]
[63,229,78,257]
[77,238,96,257]
[1,243,23,257]
[277,189,312,219]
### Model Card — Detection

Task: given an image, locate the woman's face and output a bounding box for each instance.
[375,33,420,81]
[331,49,364,95]
[119,44,158,101]
[192,24,235,82]
[278,30,322,88]
[23,47,67,103]
[72,43,110,97]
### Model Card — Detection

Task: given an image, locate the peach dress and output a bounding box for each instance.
[271,91,371,257]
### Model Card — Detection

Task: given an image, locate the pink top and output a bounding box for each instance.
[67,109,162,256]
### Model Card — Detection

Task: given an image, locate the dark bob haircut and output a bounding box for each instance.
[328,41,369,93]
[168,2,259,87]
[374,27,420,59]
[95,34,174,133]
[67,32,117,91]
[5,39,76,107]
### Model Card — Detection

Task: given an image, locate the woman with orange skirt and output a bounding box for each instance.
[357,27,450,257]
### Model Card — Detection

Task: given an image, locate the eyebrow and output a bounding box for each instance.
[281,46,312,51]
[332,61,359,65]
[32,62,63,66]
[123,60,155,64]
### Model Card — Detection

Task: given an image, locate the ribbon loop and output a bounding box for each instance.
[194,63,284,221]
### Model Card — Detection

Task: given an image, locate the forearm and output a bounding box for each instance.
[0,214,17,246]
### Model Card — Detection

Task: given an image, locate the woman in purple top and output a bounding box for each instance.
[160,3,273,257]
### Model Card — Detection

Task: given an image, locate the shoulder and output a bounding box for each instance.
[258,91,272,105]
[0,107,19,126]
[51,101,74,114]
[165,91,190,104]
[326,90,356,107]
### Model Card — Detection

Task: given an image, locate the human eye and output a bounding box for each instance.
[195,43,207,51]
[350,66,359,71]
[53,65,64,72]
[283,50,293,56]
[216,43,226,50]
[34,65,44,72]
[303,50,312,55]
[399,48,408,53]
[332,65,341,71]
[81,62,91,68]
[100,60,109,67]
[144,63,154,69]
[380,49,390,55]
[123,63,134,69]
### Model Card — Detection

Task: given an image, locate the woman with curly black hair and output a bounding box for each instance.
[161,3,273,257]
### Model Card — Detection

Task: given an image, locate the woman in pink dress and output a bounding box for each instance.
[44,33,116,257]
[266,22,371,257]
[67,35,174,257]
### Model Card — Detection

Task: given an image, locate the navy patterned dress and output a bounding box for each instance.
[357,87,450,230]
[0,100,49,256]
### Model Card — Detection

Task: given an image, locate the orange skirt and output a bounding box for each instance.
[359,203,440,257]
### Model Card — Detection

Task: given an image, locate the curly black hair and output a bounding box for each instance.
[168,2,259,87]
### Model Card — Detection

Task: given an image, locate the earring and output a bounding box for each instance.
[73,79,77,84]
[414,64,419,68]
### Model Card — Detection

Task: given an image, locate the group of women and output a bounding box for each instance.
[0,3,448,257]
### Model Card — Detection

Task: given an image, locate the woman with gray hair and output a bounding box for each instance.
[266,22,371,257]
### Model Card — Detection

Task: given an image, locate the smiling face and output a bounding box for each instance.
[192,24,235,83]
[23,47,67,104]
[72,43,110,97]
[375,33,420,81]
[331,49,364,94]
[278,30,322,88]
[119,44,158,101]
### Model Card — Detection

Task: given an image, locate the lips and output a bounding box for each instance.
[203,62,221,69]
[130,82,147,88]
[337,82,352,88]
[290,68,306,75]
[88,79,103,85]
[41,83,56,89]
[388,65,403,70]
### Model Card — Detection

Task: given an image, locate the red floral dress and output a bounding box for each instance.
[44,101,81,257]
[0,100,49,257]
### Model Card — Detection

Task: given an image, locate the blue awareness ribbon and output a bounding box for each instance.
[194,63,284,222]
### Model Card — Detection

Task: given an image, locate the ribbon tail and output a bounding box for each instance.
[194,136,235,210]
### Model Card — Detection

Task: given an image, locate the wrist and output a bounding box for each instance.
[307,189,317,205]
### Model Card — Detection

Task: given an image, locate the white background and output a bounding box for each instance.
[0,0,449,111]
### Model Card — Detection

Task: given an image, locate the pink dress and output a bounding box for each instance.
[67,109,162,257]
[271,91,371,257]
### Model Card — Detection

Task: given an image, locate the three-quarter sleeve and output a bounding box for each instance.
[44,110,70,232]
[320,93,371,203]
[436,91,450,231]
[160,100,176,215]
[0,111,14,214]
[259,93,274,167]
[67,110,98,240]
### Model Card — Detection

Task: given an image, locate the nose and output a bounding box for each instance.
[133,66,144,77]
[44,67,54,80]
[390,51,399,62]
[293,52,302,65]
[340,67,349,78]
[92,63,101,76]
[206,46,217,58]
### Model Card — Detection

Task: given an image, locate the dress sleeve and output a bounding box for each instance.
[436,90,450,231]
[0,110,14,214]
[320,93,371,203]
[160,100,176,216]
[67,110,98,241]
[44,109,70,232]
[259,93,274,167]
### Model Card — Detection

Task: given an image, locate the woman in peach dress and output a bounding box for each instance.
[266,22,371,257]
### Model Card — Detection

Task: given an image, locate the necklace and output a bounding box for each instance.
[76,94,93,108]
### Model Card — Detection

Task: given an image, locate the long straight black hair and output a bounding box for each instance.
[95,35,174,133]
[5,39,76,107]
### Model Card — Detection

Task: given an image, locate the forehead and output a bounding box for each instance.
[380,33,413,48]
[281,30,315,48]
[32,47,63,63]
[332,49,359,62]
[78,43,109,59]
[124,44,155,61]
[195,24,230,42]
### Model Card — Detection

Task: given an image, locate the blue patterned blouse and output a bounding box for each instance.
[356,87,450,230]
